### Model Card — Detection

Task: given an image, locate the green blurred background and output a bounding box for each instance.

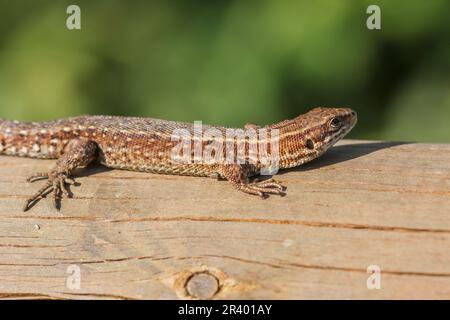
[0,0,449,142]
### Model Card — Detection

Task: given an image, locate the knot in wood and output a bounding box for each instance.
[185,272,219,299]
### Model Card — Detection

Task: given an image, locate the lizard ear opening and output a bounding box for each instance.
[306,139,314,150]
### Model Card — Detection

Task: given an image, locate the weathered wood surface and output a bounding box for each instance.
[0,139,449,299]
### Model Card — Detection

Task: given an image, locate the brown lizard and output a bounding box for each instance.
[0,107,357,211]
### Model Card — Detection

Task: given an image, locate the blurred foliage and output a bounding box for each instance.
[0,0,449,142]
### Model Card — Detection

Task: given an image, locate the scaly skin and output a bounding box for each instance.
[0,107,357,211]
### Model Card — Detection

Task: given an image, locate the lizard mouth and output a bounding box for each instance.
[337,110,358,139]
[349,112,358,129]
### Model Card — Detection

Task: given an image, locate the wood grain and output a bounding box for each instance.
[0,139,449,299]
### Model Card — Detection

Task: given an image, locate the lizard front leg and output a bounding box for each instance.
[220,164,286,198]
[23,139,97,211]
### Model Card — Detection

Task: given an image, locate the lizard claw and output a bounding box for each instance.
[24,172,76,212]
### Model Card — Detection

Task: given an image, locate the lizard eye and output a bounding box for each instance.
[330,117,341,129]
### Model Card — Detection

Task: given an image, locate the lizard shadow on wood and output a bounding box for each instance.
[278,141,409,175]
[73,165,113,178]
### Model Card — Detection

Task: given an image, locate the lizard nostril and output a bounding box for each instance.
[306,139,314,150]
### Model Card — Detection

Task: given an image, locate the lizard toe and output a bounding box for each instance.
[23,180,53,211]
[255,181,284,191]
[26,172,49,183]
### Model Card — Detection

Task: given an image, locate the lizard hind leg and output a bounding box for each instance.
[23,139,97,212]
[221,164,286,198]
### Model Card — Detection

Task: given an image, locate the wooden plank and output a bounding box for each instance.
[0,139,449,299]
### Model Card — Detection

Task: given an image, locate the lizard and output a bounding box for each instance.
[0,107,357,211]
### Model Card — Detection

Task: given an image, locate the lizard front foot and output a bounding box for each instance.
[221,164,286,198]
[22,139,97,212]
[238,178,286,198]
[24,171,76,211]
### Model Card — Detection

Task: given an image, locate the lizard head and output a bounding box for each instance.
[303,107,357,151]
[278,107,357,168]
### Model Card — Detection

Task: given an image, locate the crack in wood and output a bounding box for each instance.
[56,292,135,300]
[203,255,450,278]
[108,215,450,234]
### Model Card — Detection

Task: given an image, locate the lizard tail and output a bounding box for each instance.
[0,119,8,154]
[0,119,39,157]
[0,118,60,159]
